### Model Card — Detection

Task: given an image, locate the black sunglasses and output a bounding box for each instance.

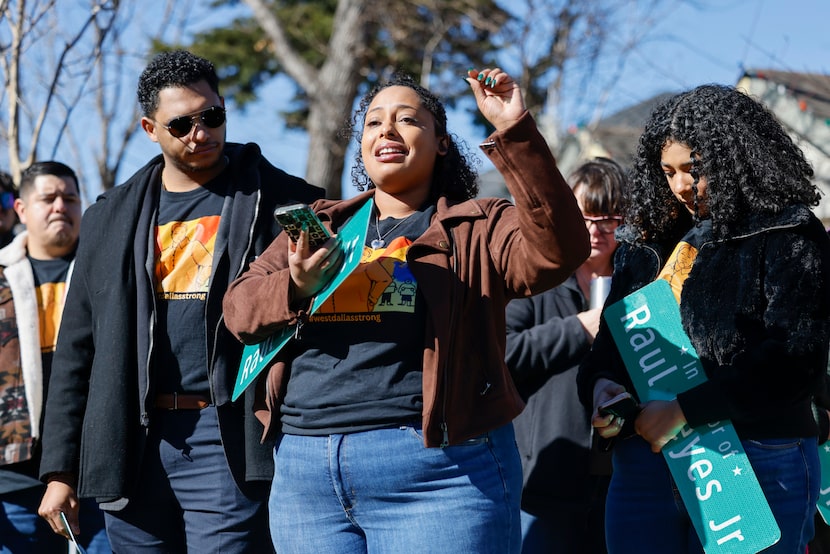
[162,106,226,138]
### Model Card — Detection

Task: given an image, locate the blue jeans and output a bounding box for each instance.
[269,423,522,554]
[605,436,819,553]
[0,485,109,553]
[103,406,270,553]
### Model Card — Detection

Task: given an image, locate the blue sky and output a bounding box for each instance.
[612,0,828,107]
[120,0,830,197]
[462,0,829,186]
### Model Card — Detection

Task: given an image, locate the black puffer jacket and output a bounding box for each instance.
[578,204,830,440]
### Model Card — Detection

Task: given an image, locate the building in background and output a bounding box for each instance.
[737,69,830,224]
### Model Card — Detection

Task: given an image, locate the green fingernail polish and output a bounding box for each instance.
[477,72,485,81]
[484,77,491,85]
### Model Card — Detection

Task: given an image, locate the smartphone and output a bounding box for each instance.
[598,391,639,419]
[60,512,87,554]
[273,203,331,248]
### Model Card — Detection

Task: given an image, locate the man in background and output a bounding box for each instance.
[0,161,109,552]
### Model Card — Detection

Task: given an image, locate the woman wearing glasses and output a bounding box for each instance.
[504,157,625,554]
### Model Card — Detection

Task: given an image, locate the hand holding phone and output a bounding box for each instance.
[274,203,331,249]
[597,391,640,420]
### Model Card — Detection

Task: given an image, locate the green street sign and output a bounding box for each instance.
[233,327,294,401]
[231,198,374,401]
[605,279,780,553]
[817,443,830,523]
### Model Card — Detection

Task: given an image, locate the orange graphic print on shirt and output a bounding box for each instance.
[656,241,699,303]
[155,216,220,298]
[313,236,417,318]
[36,281,66,353]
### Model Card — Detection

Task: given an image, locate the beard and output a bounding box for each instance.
[171,150,226,176]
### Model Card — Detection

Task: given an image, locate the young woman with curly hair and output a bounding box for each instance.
[223,69,589,553]
[577,84,830,553]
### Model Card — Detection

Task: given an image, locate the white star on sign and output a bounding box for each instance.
[733,466,743,476]
[679,345,688,355]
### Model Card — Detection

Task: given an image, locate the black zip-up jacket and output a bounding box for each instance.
[39,143,323,503]
[505,275,601,511]
[578,204,830,440]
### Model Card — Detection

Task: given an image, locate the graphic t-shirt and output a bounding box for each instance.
[154,179,225,394]
[30,255,72,381]
[656,219,713,303]
[281,206,434,435]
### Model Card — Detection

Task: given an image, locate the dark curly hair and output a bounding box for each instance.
[137,50,220,117]
[629,84,818,243]
[345,72,478,202]
[569,157,627,216]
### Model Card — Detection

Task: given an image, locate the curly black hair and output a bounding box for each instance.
[629,84,818,242]
[344,72,478,202]
[569,157,627,216]
[137,50,220,117]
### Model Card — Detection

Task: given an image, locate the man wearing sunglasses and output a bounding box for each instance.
[38,50,324,552]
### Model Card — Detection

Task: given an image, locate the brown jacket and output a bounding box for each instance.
[223,112,589,447]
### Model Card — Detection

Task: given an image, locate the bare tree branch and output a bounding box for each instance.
[26,2,110,167]
[50,3,119,160]
[241,0,366,197]
[242,0,318,92]
[87,0,191,189]
[4,0,27,182]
